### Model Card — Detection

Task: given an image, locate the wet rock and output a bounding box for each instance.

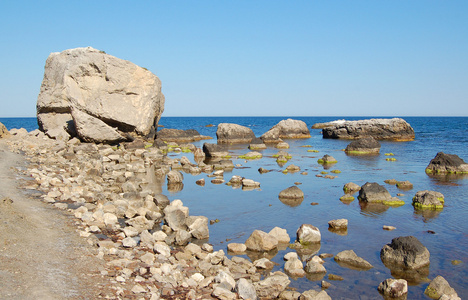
[196,178,205,186]
[296,224,321,245]
[275,141,290,149]
[167,170,183,184]
[383,225,397,231]
[260,119,311,143]
[249,138,267,150]
[358,182,404,205]
[377,278,408,298]
[319,118,415,141]
[242,178,260,188]
[345,137,381,154]
[254,258,275,269]
[279,186,304,199]
[253,271,290,298]
[317,155,337,164]
[396,180,413,190]
[328,219,348,230]
[279,290,302,300]
[216,123,256,144]
[334,250,373,270]
[258,167,270,174]
[380,236,430,270]
[284,254,305,277]
[412,190,445,209]
[284,164,300,173]
[343,182,361,193]
[304,259,326,274]
[425,152,468,174]
[239,151,262,159]
[425,275,459,299]
[245,230,278,252]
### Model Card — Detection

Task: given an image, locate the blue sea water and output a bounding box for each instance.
[1,116,467,299]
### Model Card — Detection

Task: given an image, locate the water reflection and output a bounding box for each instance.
[359,201,389,218]
[167,183,184,193]
[413,209,442,222]
[279,196,304,207]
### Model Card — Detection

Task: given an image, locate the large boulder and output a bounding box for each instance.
[380,236,430,270]
[203,142,230,158]
[0,122,10,138]
[216,123,256,144]
[345,137,381,154]
[37,47,164,141]
[425,152,468,174]
[319,118,415,141]
[260,119,311,143]
[156,128,211,143]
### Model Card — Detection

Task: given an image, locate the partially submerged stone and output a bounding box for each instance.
[334,250,373,270]
[317,155,337,164]
[424,275,460,299]
[245,230,278,252]
[319,118,415,141]
[343,182,361,193]
[202,142,230,158]
[345,137,381,155]
[216,123,256,144]
[260,119,311,143]
[296,224,321,245]
[238,151,262,159]
[380,236,430,270]
[412,190,445,210]
[396,180,413,190]
[378,278,408,298]
[425,152,468,174]
[248,138,267,150]
[358,182,404,206]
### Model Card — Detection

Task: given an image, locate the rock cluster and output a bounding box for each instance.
[317,118,415,141]
[37,47,165,142]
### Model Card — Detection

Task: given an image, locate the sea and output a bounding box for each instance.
[1,116,467,299]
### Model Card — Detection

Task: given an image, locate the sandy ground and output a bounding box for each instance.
[0,139,114,299]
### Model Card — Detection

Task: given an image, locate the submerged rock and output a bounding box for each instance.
[425,152,468,174]
[424,275,460,299]
[334,250,373,270]
[319,118,415,141]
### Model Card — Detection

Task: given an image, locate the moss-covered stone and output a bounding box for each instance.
[382,199,405,206]
[331,170,341,174]
[340,195,354,202]
[385,153,394,156]
[307,149,319,153]
[386,158,397,161]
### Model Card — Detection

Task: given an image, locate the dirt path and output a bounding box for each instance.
[0,139,114,299]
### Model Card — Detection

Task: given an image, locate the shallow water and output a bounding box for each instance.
[2,116,467,299]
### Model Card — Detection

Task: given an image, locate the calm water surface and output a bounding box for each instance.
[2,116,467,299]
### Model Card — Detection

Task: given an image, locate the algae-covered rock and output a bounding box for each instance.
[426,152,468,174]
[412,190,445,210]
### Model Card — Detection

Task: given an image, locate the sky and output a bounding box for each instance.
[1,1,467,117]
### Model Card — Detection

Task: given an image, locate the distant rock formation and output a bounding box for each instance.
[261,119,311,143]
[313,118,414,141]
[216,123,256,144]
[37,47,165,142]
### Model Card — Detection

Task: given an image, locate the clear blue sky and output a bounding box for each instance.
[1,1,467,117]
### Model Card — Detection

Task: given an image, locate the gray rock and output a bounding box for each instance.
[212,286,237,300]
[296,224,321,244]
[358,182,403,205]
[343,182,361,193]
[71,107,126,143]
[37,47,164,141]
[334,250,373,270]
[245,230,278,252]
[279,186,304,199]
[186,215,209,239]
[345,137,381,154]
[236,278,257,300]
[319,118,415,141]
[318,155,337,164]
[378,278,408,298]
[425,152,468,174]
[328,219,348,229]
[268,227,290,244]
[304,260,326,274]
[249,138,267,150]
[216,123,256,144]
[203,142,229,158]
[380,236,430,270]
[261,119,311,143]
[156,128,211,143]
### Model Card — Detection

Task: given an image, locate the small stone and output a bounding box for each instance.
[378,278,408,298]
[383,225,396,231]
[227,243,247,253]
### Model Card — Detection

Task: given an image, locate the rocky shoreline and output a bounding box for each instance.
[1,125,463,300]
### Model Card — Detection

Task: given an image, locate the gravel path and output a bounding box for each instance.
[0,139,113,299]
